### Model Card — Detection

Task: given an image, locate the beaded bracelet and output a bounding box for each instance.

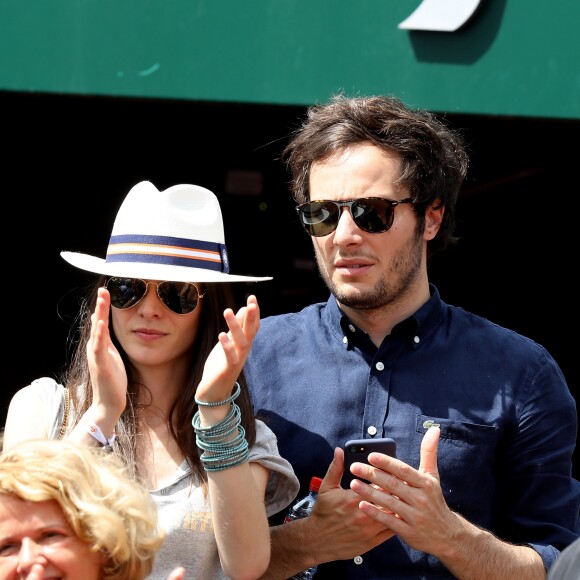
[193,403,249,471]
[194,382,241,407]
[192,385,249,471]
[194,404,245,449]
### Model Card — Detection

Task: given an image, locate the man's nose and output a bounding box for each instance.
[334,205,362,240]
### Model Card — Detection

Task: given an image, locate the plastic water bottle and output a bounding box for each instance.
[284,475,323,579]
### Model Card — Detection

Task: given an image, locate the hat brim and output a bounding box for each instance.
[61,251,273,283]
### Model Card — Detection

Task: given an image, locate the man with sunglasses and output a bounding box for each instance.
[245,94,580,578]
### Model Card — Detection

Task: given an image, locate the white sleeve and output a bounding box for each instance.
[4,377,66,444]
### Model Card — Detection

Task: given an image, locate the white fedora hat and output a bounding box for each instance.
[61,181,272,283]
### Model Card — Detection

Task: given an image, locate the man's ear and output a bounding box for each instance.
[424,201,444,241]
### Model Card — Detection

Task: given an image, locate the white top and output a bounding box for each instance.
[28,376,300,579]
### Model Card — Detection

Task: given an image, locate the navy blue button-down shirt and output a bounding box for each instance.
[245,285,580,578]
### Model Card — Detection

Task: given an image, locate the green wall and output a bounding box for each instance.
[1,0,578,119]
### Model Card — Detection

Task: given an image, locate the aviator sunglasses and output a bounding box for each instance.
[105,277,205,315]
[295,196,414,237]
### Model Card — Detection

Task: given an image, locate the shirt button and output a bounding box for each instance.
[342,336,348,344]
[354,556,363,565]
[348,324,356,333]
[413,335,420,344]
[367,425,377,436]
[375,362,384,371]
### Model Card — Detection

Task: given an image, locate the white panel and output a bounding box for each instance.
[398,0,483,32]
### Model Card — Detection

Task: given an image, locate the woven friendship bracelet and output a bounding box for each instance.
[194,382,241,407]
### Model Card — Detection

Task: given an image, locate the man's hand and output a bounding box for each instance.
[264,447,395,579]
[349,426,456,555]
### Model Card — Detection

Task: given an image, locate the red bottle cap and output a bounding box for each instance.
[309,476,323,492]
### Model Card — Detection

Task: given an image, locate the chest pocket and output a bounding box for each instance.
[415,414,500,525]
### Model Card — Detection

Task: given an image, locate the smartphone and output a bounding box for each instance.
[342,437,397,488]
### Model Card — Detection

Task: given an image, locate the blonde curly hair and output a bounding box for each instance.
[0,438,165,579]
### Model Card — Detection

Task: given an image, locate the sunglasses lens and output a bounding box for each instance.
[351,198,394,233]
[298,198,396,236]
[299,201,340,236]
[106,278,201,314]
[157,282,200,315]
[107,277,147,309]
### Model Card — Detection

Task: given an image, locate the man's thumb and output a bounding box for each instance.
[418,425,440,478]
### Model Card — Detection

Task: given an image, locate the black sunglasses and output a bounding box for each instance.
[105,277,205,315]
[295,196,414,237]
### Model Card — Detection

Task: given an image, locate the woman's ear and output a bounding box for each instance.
[424,201,444,241]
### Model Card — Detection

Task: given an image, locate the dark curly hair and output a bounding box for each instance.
[282,94,469,256]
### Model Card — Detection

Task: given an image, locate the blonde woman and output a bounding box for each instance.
[0,438,185,580]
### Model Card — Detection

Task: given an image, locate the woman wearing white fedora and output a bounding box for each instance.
[3,181,299,580]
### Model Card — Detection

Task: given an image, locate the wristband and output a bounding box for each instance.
[85,417,116,447]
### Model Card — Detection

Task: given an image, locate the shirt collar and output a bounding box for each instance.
[325,283,445,345]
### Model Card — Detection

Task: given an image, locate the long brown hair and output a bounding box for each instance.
[58,276,257,485]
